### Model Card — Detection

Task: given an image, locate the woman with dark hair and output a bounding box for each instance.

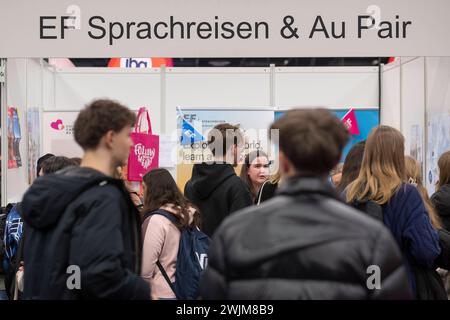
[336,141,366,194]
[432,151,450,231]
[36,153,54,177]
[141,168,200,299]
[40,156,78,175]
[240,150,270,202]
[255,170,281,205]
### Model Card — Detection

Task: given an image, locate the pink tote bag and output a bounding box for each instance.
[127,107,159,181]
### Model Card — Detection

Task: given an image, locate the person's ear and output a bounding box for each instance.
[104,130,115,149]
[279,151,295,177]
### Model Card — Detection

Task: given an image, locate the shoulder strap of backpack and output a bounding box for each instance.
[141,209,181,299]
[156,260,179,299]
[143,209,180,225]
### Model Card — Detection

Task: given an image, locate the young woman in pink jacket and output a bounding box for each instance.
[140,168,201,299]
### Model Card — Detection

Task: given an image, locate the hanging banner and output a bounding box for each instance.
[27,108,41,183]
[2,0,450,57]
[7,107,23,169]
[426,114,450,195]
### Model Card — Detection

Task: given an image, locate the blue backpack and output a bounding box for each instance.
[143,209,210,300]
[2,203,23,271]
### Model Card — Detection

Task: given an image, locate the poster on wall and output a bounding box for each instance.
[27,108,41,184]
[176,108,275,189]
[178,108,275,164]
[410,124,424,165]
[275,108,379,161]
[7,107,22,169]
[426,113,450,195]
[42,112,83,158]
[43,109,174,167]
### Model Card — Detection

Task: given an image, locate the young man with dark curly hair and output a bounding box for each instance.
[21,99,150,300]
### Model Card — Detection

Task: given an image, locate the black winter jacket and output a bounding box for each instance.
[431,184,450,232]
[21,167,150,300]
[184,163,253,237]
[200,177,412,300]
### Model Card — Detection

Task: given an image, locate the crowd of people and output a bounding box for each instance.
[1,98,450,300]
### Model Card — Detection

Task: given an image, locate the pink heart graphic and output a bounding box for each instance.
[51,119,64,131]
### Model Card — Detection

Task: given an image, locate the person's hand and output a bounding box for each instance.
[130,192,143,207]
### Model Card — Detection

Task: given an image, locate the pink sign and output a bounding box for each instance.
[341,108,360,135]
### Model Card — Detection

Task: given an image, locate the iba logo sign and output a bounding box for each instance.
[108,58,174,68]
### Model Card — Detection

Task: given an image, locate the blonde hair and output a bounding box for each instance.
[270,169,281,184]
[346,126,406,205]
[405,156,443,229]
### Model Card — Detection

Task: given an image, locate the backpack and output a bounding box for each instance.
[3,204,23,264]
[142,209,210,300]
[351,200,384,222]
[351,199,447,300]
[2,203,24,299]
[0,204,13,273]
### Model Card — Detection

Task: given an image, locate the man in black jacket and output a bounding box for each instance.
[185,123,253,237]
[200,109,412,300]
[21,99,150,299]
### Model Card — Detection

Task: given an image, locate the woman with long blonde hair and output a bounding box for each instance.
[346,126,442,299]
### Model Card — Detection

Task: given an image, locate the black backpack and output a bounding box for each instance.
[351,200,384,221]
[351,199,447,300]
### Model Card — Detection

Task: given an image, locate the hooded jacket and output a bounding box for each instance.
[432,184,450,232]
[21,167,150,300]
[200,176,412,300]
[184,163,253,237]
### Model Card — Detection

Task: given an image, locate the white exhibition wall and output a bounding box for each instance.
[275,67,379,109]
[425,58,450,194]
[381,57,450,194]
[3,60,379,205]
[50,66,379,135]
[5,58,45,203]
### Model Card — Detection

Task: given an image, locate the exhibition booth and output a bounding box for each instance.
[1,58,382,204]
[1,56,450,205]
